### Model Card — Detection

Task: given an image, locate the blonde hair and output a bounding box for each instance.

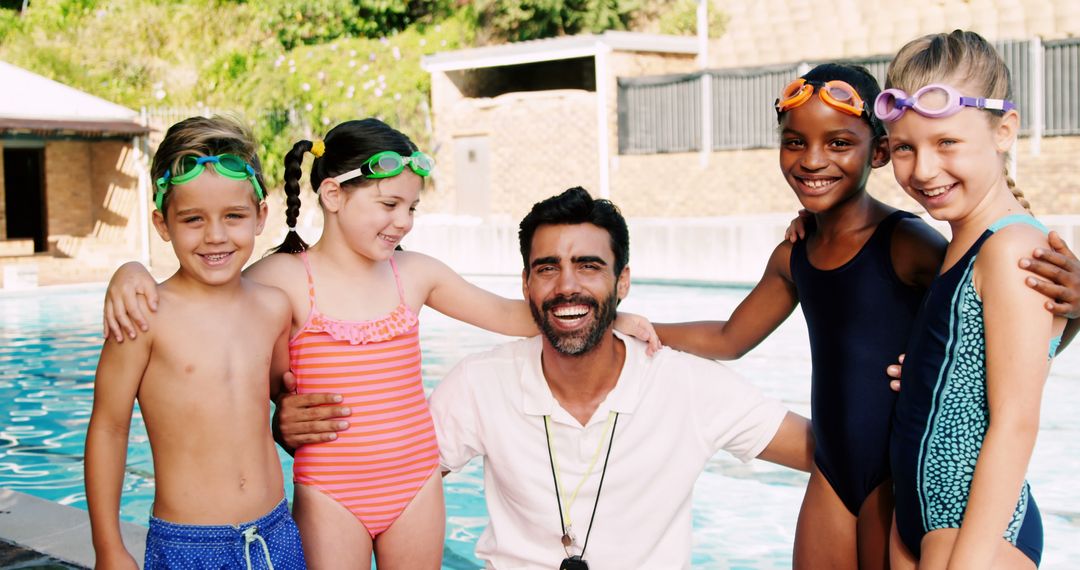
[886,29,1030,213]
[152,116,266,213]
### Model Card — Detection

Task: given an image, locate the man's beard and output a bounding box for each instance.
[529,289,619,356]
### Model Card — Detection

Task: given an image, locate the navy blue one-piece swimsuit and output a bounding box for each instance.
[790,210,925,515]
[891,214,1059,567]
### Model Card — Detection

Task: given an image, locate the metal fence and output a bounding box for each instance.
[618,38,1080,154]
[1045,38,1080,136]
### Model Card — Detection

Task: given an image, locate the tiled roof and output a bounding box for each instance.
[0,60,146,134]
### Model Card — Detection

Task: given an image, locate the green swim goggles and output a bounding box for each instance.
[154,154,265,211]
[331,150,435,184]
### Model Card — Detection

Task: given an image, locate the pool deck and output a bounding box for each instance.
[0,489,146,569]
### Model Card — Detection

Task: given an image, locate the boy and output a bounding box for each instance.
[84,117,304,569]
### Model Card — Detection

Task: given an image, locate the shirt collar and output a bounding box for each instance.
[520,331,644,422]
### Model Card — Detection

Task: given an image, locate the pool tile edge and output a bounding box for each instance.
[0,488,146,569]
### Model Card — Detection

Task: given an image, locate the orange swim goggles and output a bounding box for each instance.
[775,78,867,118]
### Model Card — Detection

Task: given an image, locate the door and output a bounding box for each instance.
[3,147,47,252]
[453,136,490,218]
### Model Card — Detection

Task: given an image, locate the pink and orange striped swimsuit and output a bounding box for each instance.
[289,252,439,537]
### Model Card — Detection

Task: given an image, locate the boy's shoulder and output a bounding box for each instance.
[243,277,292,319]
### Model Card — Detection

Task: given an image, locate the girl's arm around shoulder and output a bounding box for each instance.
[890,216,948,290]
[85,295,155,568]
[654,240,798,360]
[949,225,1058,569]
[103,261,159,343]
[395,250,540,337]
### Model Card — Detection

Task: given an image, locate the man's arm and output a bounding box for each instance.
[273,374,350,454]
[755,412,813,472]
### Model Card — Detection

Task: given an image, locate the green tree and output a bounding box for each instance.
[469,0,644,43]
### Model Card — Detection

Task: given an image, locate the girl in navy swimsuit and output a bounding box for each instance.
[881,30,1070,569]
[655,64,949,570]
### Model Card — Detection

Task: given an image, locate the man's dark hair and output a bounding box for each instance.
[518,187,629,276]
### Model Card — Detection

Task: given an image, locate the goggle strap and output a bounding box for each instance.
[962,96,1012,111]
[332,166,366,184]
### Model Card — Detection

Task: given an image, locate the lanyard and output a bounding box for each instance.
[543,410,619,558]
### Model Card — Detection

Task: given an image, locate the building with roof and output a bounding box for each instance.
[411,9,1080,282]
[420,31,700,219]
[0,60,150,287]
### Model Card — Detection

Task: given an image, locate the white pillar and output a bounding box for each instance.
[595,43,612,199]
[698,0,711,167]
[1030,36,1043,157]
[136,107,151,267]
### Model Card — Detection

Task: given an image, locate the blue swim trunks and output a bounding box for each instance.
[144,498,306,570]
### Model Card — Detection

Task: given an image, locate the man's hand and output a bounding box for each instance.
[887,354,904,392]
[274,371,350,453]
[1019,230,1080,319]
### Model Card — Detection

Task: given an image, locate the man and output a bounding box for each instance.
[278,187,812,569]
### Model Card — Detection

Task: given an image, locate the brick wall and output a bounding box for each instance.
[426,89,599,222]
[611,135,1080,217]
[1012,136,1080,214]
[44,141,94,240]
[709,0,1080,69]
[89,141,140,245]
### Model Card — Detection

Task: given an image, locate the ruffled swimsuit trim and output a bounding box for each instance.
[289,252,419,345]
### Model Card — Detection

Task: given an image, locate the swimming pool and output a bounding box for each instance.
[1,279,1078,568]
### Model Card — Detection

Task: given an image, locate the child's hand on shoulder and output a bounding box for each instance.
[615,312,662,355]
[1019,230,1080,319]
[784,209,812,243]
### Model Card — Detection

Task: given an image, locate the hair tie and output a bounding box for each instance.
[311,140,325,158]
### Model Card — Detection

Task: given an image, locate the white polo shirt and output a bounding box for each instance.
[429,332,788,570]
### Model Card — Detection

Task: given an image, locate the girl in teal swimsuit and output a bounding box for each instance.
[882,30,1069,569]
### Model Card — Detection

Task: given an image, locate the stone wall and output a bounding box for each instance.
[709,0,1080,69]
[610,135,1080,217]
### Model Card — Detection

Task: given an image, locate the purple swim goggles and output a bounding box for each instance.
[874,83,1015,122]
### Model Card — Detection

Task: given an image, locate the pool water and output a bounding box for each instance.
[1,279,1078,568]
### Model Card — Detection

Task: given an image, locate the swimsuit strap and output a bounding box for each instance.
[388,256,407,305]
[988,213,1048,234]
[298,250,318,310]
[984,213,1060,358]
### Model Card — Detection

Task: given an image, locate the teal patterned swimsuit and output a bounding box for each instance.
[891,214,1059,567]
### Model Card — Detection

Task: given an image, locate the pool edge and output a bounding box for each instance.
[0,488,146,569]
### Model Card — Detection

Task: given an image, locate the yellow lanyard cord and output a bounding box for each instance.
[543,410,617,533]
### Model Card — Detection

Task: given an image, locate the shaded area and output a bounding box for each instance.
[0,540,85,569]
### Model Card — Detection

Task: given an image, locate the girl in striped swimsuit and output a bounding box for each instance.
[248,119,543,568]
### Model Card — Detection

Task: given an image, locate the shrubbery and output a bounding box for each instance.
[0,0,719,185]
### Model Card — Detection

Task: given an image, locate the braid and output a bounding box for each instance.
[1004,169,1032,214]
[270,140,313,254]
